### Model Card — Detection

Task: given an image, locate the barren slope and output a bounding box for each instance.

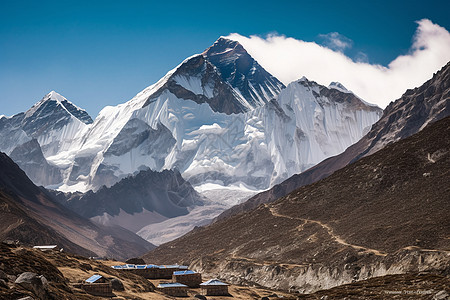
[145,116,450,292]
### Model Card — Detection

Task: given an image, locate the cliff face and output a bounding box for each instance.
[144,116,450,293]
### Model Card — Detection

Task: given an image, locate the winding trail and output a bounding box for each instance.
[230,254,308,269]
[265,204,388,257]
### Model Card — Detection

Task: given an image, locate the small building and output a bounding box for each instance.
[82,274,113,297]
[159,264,188,279]
[111,263,188,279]
[200,279,229,296]
[33,245,58,252]
[172,270,202,288]
[157,282,188,297]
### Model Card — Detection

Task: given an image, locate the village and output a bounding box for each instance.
[87,262,229,298]
[18,244,293,299]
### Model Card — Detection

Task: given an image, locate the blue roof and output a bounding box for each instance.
[200,279,228,286]
[158,282,188,288]
[159,264,180,269]
[145,264,159,268]
[173,270,196,275]
[111,265,123,269]
[111,263,186,270]
[86,274,102,283]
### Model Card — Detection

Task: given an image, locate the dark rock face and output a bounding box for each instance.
[9,139,62,187]
[145,115,450,293]
[143,37,285,114]
[0,92,93,187]
[21,95,91,138]
[143,54,250,114]
[217,61,450,220]
[105,119,176,167]
[204,37,285,107]
[53,168,204,219]
[59,99,93,125]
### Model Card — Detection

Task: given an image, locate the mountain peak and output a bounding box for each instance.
[200,36,285,109]
[328,82,350,93]
[203,37,247,57]
[45,90,67,103]
[26,91,93,125]
[298,76,309,82]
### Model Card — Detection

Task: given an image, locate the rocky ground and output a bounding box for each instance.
[1,242,448,299]
[297,273,449,300]
[0,243,294,299]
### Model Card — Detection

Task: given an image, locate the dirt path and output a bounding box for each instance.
[265,204,388,257]
[230,254,308,269]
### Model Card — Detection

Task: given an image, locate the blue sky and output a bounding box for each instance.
[1,0,449,116]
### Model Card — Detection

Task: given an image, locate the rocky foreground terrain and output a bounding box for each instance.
[0,242,448,299]
[0,243,296,299]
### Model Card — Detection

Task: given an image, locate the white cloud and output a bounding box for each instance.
[227,19,450,108]
[318,32,353,52]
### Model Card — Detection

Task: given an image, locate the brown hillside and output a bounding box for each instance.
[144,116,450,292]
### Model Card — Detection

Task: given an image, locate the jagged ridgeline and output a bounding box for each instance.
[0,37,381,195]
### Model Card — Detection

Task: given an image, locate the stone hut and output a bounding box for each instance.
[172,270,202,288]
[111,264,188,279]
[200,279,229,296]
[157,282,188,297]
[82,274,113,297]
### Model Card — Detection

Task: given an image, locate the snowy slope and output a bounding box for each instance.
[0,91,93,186]
[54,38,381,195]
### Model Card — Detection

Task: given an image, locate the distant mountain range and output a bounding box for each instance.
[0,152,154,260]
[0,37,381,196]
[0,37,384,246]
[49,168,205,233]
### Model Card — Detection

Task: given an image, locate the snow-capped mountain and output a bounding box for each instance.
[0,91,93,186]
[0,37,383,244]
[1,38,381,196]
[57,38,380,194]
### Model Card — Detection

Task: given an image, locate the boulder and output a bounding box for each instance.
[125,257,145,265]
[0,270,7,280]
[111,278,124,291]
[194,295,207,300]
[0,279,8,289]
[15,272,49,300]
